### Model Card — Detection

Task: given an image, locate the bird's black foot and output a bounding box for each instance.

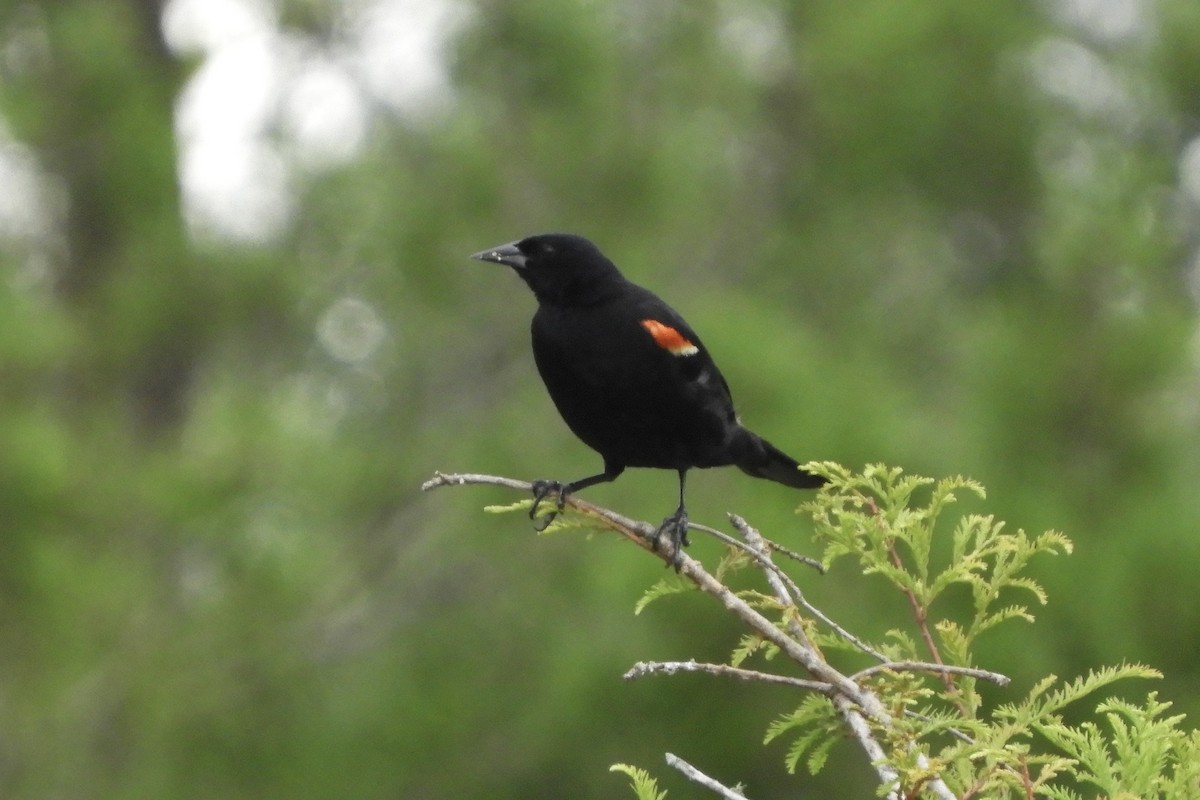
[529,479,568,530]
[652,508,690,571]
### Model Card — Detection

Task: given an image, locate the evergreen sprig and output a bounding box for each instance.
[610,764,668,800]
[426,466,1191,799]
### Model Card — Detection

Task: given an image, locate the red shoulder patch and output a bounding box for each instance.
[640,319,699,357]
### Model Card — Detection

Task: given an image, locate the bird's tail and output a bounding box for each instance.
[732,428,826,489]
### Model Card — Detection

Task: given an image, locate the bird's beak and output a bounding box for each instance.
[470,241,527,270]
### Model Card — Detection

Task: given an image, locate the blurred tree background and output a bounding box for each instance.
[1,0,1198,796]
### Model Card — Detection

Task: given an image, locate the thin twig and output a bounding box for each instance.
[863,491,966,714]
[766,540,826,573]
[855,661,1010,686]
[730,513,958,800]
[726,515,889,662]
[796,597,890,663]
[727,515,816,651]
[424,471,961,800]
[888,542,948,672]
[883,530,971,719]
[687,521,849,646]
[906,709,977,746]
[421,471,532,493]
[690,518,823,575]
[727,514,904,796]
[423,470,681,565]
[624,660,833,693]
[665,753,750,800]
[687,521,770,557]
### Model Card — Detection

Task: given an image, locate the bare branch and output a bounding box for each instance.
[664,753,750,800]
[690,517,824,575]
[624,660,833,693]
[854,662,1010,687]
[421,471,534,493]
[766,540,826,574]
[423,471,960,800]
[888,541,950,673]
[422,471,677,563]
[728,513,958,800]
[726,514,889,662]
[687,521,769,555]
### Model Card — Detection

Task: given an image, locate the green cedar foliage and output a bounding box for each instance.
[609,764,668,800]
[493,464,1194,798]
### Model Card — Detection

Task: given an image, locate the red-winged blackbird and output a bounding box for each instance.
[472,233,824,564]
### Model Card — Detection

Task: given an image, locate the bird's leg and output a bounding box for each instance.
[528,464,624,531]
[652,470,690,569]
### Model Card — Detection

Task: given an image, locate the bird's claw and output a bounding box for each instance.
[652,509,690,571]
[529,479,568,530]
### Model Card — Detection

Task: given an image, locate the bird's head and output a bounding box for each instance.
[471,233,624,305]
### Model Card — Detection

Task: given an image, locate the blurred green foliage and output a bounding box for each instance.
[0,0,1198,797]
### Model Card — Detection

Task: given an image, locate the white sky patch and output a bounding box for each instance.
[718,1,789,81]
[1029,36,1137,125]
[1181,138,1200,313]
[174,34,281,144]
[0,136,52,242]
[167,0,287,243]
[1177,136,1200,207]
[162,0,463,244]
[1046,0,1149,45]
[349,0,468,117]
[282,57,368,167]
[0,125,64,294]
[162,0,276,55]
[180,137,292,243]
[1189,249,1200,308]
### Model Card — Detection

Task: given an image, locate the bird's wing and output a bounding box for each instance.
[528,283,736,415]
[623,289,738,418]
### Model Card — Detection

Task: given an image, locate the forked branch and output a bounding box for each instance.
[422,470,964,800]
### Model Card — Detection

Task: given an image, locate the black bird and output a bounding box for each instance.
[472,233,824,564]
